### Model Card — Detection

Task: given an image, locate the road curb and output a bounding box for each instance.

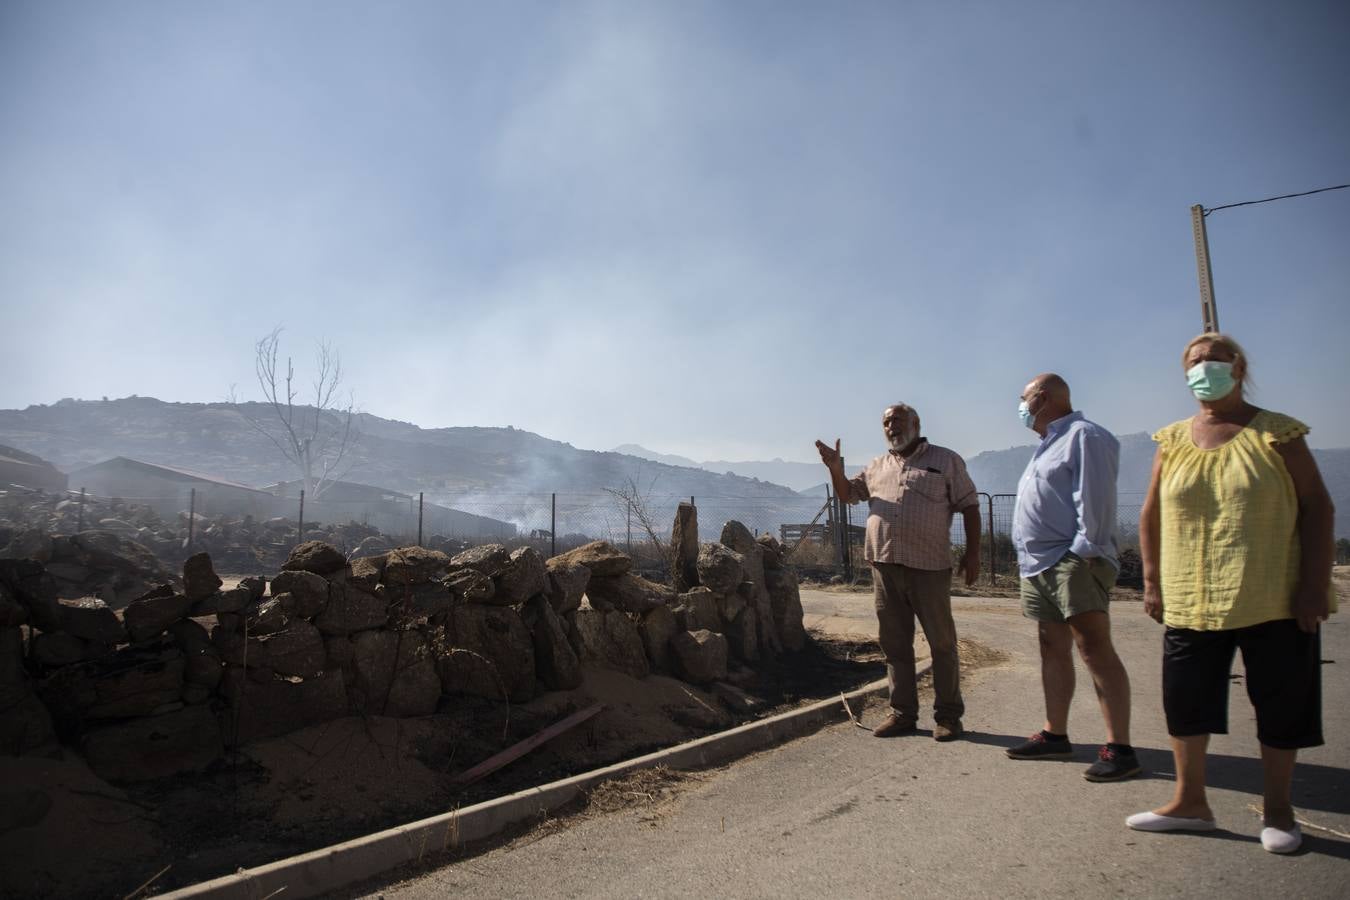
[162,670,918,899]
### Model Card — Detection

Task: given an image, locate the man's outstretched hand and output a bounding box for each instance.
[815,438,842,470]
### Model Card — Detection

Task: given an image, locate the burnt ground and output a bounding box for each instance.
[332,634,1010,899]
[113,635,891,897]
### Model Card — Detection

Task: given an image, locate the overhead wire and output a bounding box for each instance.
[1203,182,1350,216]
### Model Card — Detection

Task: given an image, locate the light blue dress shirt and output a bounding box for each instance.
[1012,411,1120,578]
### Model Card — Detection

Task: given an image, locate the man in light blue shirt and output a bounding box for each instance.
[1006,373,1139,782]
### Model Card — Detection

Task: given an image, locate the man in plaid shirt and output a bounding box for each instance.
[817,403,981,741]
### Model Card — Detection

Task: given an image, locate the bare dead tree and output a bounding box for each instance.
[230,327,359,499]
[604,468,674,578]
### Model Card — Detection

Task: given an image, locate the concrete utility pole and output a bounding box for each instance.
[1190,204,1220,334]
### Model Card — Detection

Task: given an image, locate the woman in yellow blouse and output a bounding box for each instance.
[1129,333,1335,854]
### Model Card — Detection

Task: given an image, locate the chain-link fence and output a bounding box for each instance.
[20,482,1150,581]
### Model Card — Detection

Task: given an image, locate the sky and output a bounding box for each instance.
[2,0,1347,465]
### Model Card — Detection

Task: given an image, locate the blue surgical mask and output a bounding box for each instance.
[1186,360,1237,401]
[1018,400,1036,430]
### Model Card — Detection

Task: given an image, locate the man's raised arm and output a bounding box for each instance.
[815,438,860,503]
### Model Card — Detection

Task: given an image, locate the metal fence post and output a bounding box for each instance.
[550,493,556,557]
[839,456,853,581]
[77,487,86,532]
[188,487,196,550]
[985,492,995,584]
[417,492,424,547]
[298,489,305,545]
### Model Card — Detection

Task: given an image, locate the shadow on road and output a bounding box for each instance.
[957,731,1350,818]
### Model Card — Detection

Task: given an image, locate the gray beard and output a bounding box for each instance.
[889,433,918,452]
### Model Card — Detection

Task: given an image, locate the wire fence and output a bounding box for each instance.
[10,483,1154,581]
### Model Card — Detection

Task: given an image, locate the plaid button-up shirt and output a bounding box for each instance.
[846,439,979,570]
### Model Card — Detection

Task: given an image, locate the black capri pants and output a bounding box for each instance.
[1163,618,1323,750]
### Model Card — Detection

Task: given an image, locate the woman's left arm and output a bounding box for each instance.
[1275,436,1336,632]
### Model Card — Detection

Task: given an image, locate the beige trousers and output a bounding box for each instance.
[872,562,964,723]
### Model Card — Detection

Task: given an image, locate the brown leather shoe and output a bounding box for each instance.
[933,720,963,742]
[873,712,918,737]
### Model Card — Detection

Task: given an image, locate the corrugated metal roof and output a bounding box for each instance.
[68,457,271,494]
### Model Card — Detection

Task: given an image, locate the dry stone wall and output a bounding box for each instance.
[1,516,809,784]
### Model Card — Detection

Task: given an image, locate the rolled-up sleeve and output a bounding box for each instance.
[1068,429,1118,560]
[948,454,978,511]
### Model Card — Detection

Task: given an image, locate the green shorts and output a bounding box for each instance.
[1020,552,1117,623]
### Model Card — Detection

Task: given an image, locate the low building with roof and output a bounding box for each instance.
[267,479,516,541]
[0,443,69,493]
[68,457,278,520]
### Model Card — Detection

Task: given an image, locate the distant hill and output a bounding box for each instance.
[0,398,802,505]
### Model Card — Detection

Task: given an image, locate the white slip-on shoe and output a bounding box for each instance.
[1260,824,1302,854]
[1125,811,1218,832]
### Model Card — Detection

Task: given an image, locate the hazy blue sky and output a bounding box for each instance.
[3,0,1347,463]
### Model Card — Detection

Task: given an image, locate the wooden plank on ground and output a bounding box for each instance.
[450,703,605,788]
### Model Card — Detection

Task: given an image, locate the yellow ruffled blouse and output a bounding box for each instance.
[1153,410,1334,631]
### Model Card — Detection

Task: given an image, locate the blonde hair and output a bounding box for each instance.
[1182,332,1252,392]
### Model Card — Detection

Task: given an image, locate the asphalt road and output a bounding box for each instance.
[359,591,1349,899]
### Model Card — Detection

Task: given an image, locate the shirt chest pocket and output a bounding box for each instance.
[903,468,947,503]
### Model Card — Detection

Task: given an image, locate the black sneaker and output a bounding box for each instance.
[1084,745,1142,782]
[1006,731,1074,760]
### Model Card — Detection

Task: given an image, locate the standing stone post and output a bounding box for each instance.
[671,502,699,592]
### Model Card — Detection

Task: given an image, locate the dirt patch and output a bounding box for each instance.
[27,636,874,897]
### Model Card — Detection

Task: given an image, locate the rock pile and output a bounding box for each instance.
[0,529,176,608]
[0,488,469,574]
[2,515,809,784]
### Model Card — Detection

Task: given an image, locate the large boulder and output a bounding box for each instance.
[39,645,185,727]
[246,621,326,679]
[347,555,386,590]
[313,584,388,635]
[282,541,348,576]
[81,705,223,782]
[548,541,631,578]
[57,596,126,644]
[444,569,496,603]
[765,568,807,652]
[435,604,535,702]
[584,573,674,615]
[718,522,781,656]
[1,627,57,755]
[448,544,512,579]
[269,570,330,619]
[696,543,744,593]
[673,587,722,632]
[520,595,583,691]
[383,547,452,587]
[638,605,678,674]
[220,668,349,745]
[672,629,728,684]
[670,503,700,592]
[729,607,759,662]
[29,633,87,667]
[182,552,222,601]
[350,630,442,717]
[169,621,222,690]
[573,608,649,679]
[122,584,193,643]
[388,582,454,619]
[497,547,549,604]
[0,559,61,632]
[544,560,589,614]
[756,533,784,569]
[0,582,27,628]
[244,597,290,636]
